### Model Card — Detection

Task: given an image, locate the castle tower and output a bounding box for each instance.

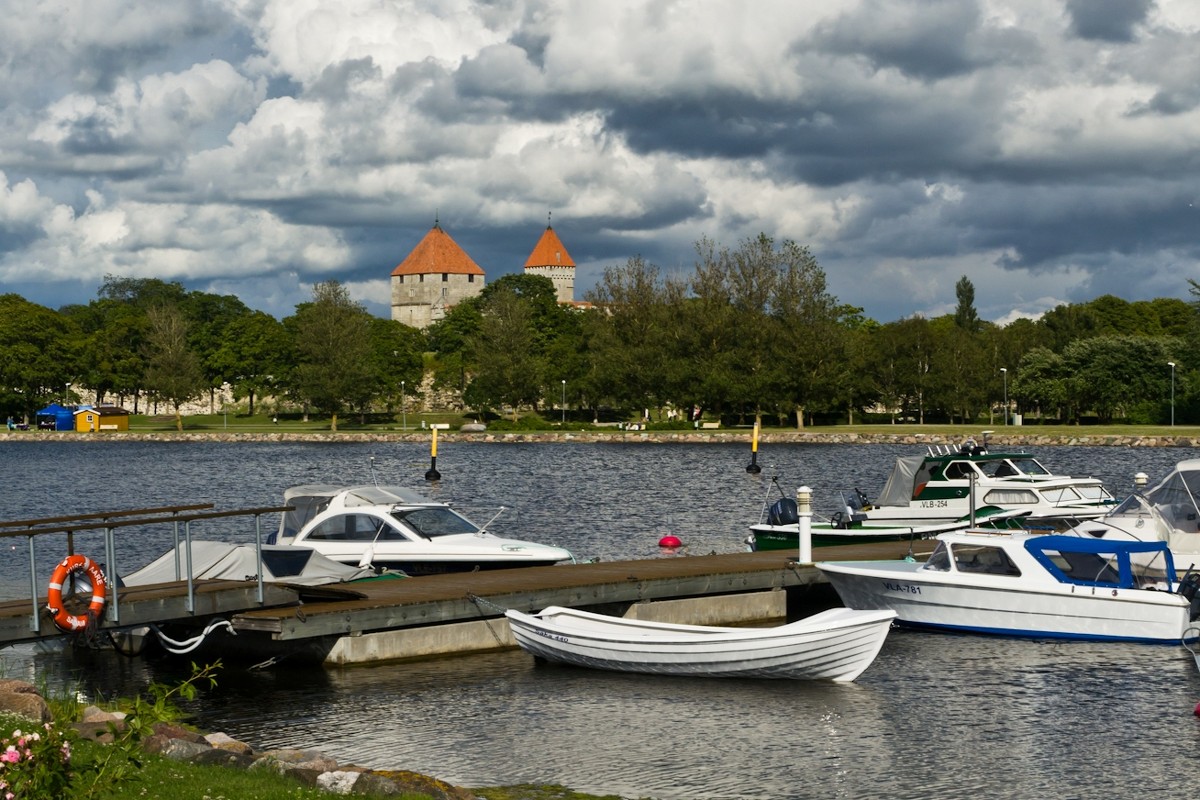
[390,221,486,329]
[523,220,575,304]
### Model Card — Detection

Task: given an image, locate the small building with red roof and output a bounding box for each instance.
[390,221,486,329]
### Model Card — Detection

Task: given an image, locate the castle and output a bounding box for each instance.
[390,219,576,329]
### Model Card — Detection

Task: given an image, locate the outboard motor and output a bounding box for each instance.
[1179,569,1200,621]
[767,498,798,527]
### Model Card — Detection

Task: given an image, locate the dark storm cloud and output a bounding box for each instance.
[2,0,1198,326]
[1065,0,1154,42]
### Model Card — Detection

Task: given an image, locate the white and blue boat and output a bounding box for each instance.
[817,529,1200,644]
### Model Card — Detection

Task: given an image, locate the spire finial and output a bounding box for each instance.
[434,210,440,230]
[547,210,552,229]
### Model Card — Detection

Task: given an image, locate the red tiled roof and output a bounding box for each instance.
[523,225,575,268]
[392,224,485,276]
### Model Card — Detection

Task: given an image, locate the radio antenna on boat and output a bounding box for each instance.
[369,455,379,486]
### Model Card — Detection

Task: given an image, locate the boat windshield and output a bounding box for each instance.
[923,542,952,571]
[1008,456,1051,476]
[392,507,480,538]
[1143,466,1200,530]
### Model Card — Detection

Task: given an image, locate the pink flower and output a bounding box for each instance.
[1,748,19,764]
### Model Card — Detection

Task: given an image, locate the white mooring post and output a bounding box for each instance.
[797,485,813,565]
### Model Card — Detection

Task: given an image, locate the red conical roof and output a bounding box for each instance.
[523,225,575,268]
[392,223,485,276]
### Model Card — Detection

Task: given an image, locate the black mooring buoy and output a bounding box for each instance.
[746,421,762,473]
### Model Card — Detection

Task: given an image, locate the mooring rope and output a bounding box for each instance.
[1184,627,1200,673]
[466,593,511,646]
[150,619,234,655]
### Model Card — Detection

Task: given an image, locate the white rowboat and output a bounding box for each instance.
[504,605,897,682]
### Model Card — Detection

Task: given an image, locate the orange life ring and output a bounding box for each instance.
[46,554,107,632]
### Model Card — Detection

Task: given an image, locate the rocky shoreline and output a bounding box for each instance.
[4,429,1200,447]
[0,678,474,798]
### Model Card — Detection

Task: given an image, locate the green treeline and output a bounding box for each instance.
[1,234,1196,428]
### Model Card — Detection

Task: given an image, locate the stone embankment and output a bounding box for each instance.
[4,430,1200,447]
[0,678,474,799]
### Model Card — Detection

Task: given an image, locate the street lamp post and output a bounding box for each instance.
[401,380,406,431]
[1000,368,1008,425]
[1169,362,1176,426]
[561,380,566,424]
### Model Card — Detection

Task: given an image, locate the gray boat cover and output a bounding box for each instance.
[875,456,928,507]
[121,541,377,587]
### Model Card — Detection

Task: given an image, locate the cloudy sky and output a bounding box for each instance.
[2,0,1198,325]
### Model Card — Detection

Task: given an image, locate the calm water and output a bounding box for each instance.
[3,438,1200,798]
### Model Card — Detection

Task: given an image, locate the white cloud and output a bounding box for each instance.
[0,0,1197,323]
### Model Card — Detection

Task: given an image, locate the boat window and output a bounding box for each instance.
[1045,550,1121,585]
[394,507,480,538]
[1010,457,1051,476]
[982,489,1039,505]
[950,544,1022,576]
[923,543,952,572]
[305,513,400,542]
[942,461,978,480]
[1040,487,1082,504]
[978,460,1018,478]
[1075,486,1114,501]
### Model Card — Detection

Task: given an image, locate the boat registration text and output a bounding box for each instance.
[883,581,922,594]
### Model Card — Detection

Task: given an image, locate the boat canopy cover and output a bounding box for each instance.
[1143,460,1200,546]
[1024,534,1176,587]
[120,541,377,587]
[876,456,927,507]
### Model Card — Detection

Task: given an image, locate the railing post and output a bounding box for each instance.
[254,513,265,604]
[104,526,119,624]
[27,534,39,634]
[184,520,195,614]
[172,518,182,581]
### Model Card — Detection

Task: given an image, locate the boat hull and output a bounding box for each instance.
[505,606,897,682]
[337,556,567,576]
[818,561,1196,644]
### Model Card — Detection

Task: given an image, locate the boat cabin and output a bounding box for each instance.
[921,533,1178,589]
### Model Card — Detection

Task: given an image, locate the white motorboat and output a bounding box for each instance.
[817,529,1200,643]
[504,605,897,682]
[270,484,574,575]
[1066,460,1200,573]
[842,432,1116,528]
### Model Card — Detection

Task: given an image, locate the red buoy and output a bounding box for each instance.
[1194,701,1200,717]
[659,535,683,548]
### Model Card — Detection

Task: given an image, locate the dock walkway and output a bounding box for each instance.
[1,540,934,665]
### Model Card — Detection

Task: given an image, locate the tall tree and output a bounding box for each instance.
[463,285,543,420]
[953,275,979,332]
[0,295,82,422]
[289,281,373,431]
[206,310,290,416]
[584,256,682,417]
[767,238,842,428]
[142,305,206,431]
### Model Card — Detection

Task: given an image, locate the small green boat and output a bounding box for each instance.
[746,501,1027,551]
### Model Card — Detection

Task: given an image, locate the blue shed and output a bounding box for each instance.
[35,403,75,431]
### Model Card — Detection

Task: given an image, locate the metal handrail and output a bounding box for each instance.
[3,505,292,635]
[0,504,214,534]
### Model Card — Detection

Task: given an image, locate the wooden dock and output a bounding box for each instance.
[0,539,935,665]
